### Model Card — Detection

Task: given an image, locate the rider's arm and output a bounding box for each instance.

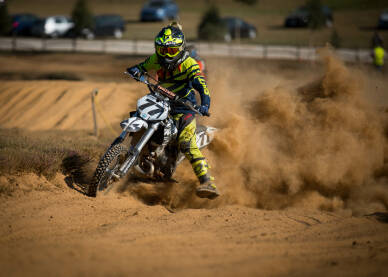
[137,54,160,73]
[187,58,210,108]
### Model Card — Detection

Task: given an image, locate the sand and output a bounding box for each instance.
[0,51,387,276]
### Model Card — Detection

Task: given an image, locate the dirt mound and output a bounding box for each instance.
[0,80,143,131]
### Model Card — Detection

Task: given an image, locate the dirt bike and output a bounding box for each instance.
[86,71,217,197]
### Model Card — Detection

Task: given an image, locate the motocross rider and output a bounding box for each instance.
[126,23,220,199]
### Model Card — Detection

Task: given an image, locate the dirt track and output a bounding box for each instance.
[1,173,387,277]
[1,52,388,276]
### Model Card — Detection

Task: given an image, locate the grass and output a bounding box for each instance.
[5,0,388,48]
[0,128,113,180]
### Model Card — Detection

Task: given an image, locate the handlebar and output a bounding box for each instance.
[125,70,210,116]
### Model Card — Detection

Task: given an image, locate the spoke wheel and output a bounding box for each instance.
[87,144,127,197]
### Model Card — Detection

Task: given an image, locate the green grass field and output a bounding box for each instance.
[7,0,388,48]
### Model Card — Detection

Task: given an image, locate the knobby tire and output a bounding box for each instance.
[87,143,127,197]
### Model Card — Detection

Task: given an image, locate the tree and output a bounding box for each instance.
[305,0,326,30]
[234,0,258,5]
[0,1,11,36]
[71,0,93,36]
[330,29,341,48]
[198,5,227,41]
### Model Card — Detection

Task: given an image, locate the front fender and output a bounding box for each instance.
[120,117,148,132]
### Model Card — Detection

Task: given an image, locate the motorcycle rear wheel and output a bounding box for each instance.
[87,143,128,197]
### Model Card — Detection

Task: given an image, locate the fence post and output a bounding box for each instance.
[103,39,107,53]
[12,36,16,52]
[42,37,47,51]
[297,45,300,61]
[72,38,76,53]
[91,89,99,137]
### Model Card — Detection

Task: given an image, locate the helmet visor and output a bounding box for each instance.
[156,45,181,57]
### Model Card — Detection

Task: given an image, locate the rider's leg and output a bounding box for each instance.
[173,114,220,199]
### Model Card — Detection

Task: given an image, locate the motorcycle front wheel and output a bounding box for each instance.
[87,143,128,197]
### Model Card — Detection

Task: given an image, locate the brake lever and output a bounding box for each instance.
[177,99,204,116]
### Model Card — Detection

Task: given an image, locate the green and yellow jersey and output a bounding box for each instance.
[136,53,210,115]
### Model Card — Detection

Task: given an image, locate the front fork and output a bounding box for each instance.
[118,123,160,176]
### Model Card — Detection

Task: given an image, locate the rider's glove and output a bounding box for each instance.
[198,105,210,116]
[127,66,141,78]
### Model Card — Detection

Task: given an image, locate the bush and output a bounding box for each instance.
[197,5,227,41]
[0,2,11,36]
[234,0,258,5]
[71,0,94,35]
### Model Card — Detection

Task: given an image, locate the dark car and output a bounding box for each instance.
[91,14,125,38]
[284,5,333,28]
[66,14,125,39]
[140,0,178,22]
[378,10,388,29]
[11,13,40,36]
[221,17,257,42]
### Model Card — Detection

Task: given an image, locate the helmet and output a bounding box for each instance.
[155,24,187,71]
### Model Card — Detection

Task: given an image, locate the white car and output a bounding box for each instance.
[32,16,74,38]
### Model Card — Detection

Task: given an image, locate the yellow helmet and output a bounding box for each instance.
[154,23,187,70]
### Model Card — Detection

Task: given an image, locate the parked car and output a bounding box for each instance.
[32,15,74,38]
[378,10,388,29]
[140,0,178,22]
[221,17,257,42]
[10,13,40,36]
[65,14,125,39]
[91,14,125,38]
[284,5,333,28]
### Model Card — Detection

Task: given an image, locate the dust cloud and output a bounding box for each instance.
[190,50,388,215]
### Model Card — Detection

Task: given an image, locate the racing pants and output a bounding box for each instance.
[173,113,213,184]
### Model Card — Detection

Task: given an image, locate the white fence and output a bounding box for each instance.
[0,37,374,63]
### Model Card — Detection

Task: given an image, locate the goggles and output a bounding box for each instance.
[156,45,181,57]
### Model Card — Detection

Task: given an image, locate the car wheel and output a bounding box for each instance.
[325,19,333,28]
[86,32,95,40]
[224,33,232,42]
[249,29,256,39]
[51,32,59,39]
[82,28,95,40]
[114,29,123,39]
[113,29,123,39]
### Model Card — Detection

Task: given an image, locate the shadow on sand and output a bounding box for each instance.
[365,212,388,224]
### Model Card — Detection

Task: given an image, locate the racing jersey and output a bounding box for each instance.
[136,53,210,115]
